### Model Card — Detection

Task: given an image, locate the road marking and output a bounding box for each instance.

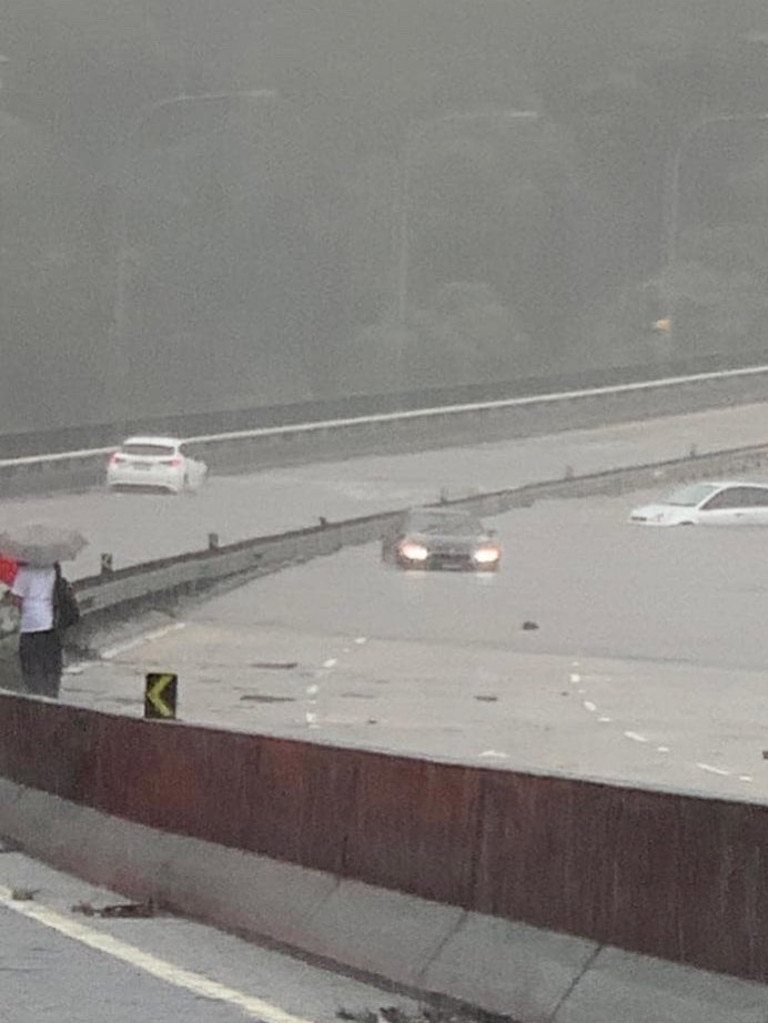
[306,684,319,697]
[624,731,649,743]
[569,673,581,683]
[583,701,597,712]
[479,750,509,759]
[740,776,754,783]
[598,716,611,723]
[657,746,670,753]
[101,623,186,661]
[322,658,337,669]
[697,763,731,776]
[0,886,314,1023]
[354,637,367,645]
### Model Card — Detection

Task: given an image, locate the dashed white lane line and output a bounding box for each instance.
[354,637,367,645]
[657,746,670,753]
[101,623,187,661]
[322,658,338,669]
[0,886,314,1023]
[569,673,581,683]
[624,731,649,744]
[697,763,731,777]
[598,716,611,723]
[583,701,597,713]
[740,776,754,783]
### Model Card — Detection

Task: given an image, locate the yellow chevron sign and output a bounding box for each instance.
[144,673,178,720]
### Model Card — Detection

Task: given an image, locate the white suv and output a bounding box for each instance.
[106,435,208,494]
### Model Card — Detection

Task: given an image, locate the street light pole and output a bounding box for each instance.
[662,111,768,330]
[394,108,538,328]
[107,89,278,434]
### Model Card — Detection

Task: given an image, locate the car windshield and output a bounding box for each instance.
[121,443,176,458]
[408,512,483,535]
[664,483,722,507]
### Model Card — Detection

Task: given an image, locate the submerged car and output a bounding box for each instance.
[629,481,768,526]
[107,435,208,493]
[381,507,502,571]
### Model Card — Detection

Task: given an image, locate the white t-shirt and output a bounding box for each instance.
[11,566,55,633]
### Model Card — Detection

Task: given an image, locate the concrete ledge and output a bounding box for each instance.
[553,946,768,1023]
[420,913,598,1022]
[297,878,465,989]
[3,778,768,1023]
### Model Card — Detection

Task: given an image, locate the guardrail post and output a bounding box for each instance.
[208,532,220,550]
[100,553,113,575]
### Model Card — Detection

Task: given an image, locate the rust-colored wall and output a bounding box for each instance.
[2,692,766,982]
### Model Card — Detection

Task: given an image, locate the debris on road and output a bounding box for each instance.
[10,887,39,901]
[72,898,156,918]
[337,1004,516,1023]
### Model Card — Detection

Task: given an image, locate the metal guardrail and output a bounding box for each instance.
[3,361,768,496]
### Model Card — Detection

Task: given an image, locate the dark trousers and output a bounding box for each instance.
[19,629,62,698]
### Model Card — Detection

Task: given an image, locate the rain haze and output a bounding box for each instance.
[5,3,768,1022]
[2,1,768,441]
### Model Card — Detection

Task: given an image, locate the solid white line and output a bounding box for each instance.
[101,622,186,661]
[0,886,314,1023]
[696,763,731,776]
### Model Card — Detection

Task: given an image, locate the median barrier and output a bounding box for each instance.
[4,361,768,498]
[2,696,768,1022]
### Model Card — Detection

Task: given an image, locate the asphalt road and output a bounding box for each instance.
[0,845,420,1023]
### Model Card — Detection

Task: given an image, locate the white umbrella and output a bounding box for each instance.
[0,524,88,567]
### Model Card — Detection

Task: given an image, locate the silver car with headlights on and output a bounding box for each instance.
[381,507,502,571]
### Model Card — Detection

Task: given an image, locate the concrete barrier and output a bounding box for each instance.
[2,695,768,991]
[4,360,768,498]
[2,774,768,1023]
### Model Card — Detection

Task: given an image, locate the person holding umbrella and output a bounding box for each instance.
[0,524,87,698]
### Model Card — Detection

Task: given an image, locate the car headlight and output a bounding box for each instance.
[399,541,429,561]
[473,546,501,564]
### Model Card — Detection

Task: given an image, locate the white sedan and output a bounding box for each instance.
[630,481,768,526]
[106,436,208,494]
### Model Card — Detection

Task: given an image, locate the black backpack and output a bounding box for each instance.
[53,562,81,631]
